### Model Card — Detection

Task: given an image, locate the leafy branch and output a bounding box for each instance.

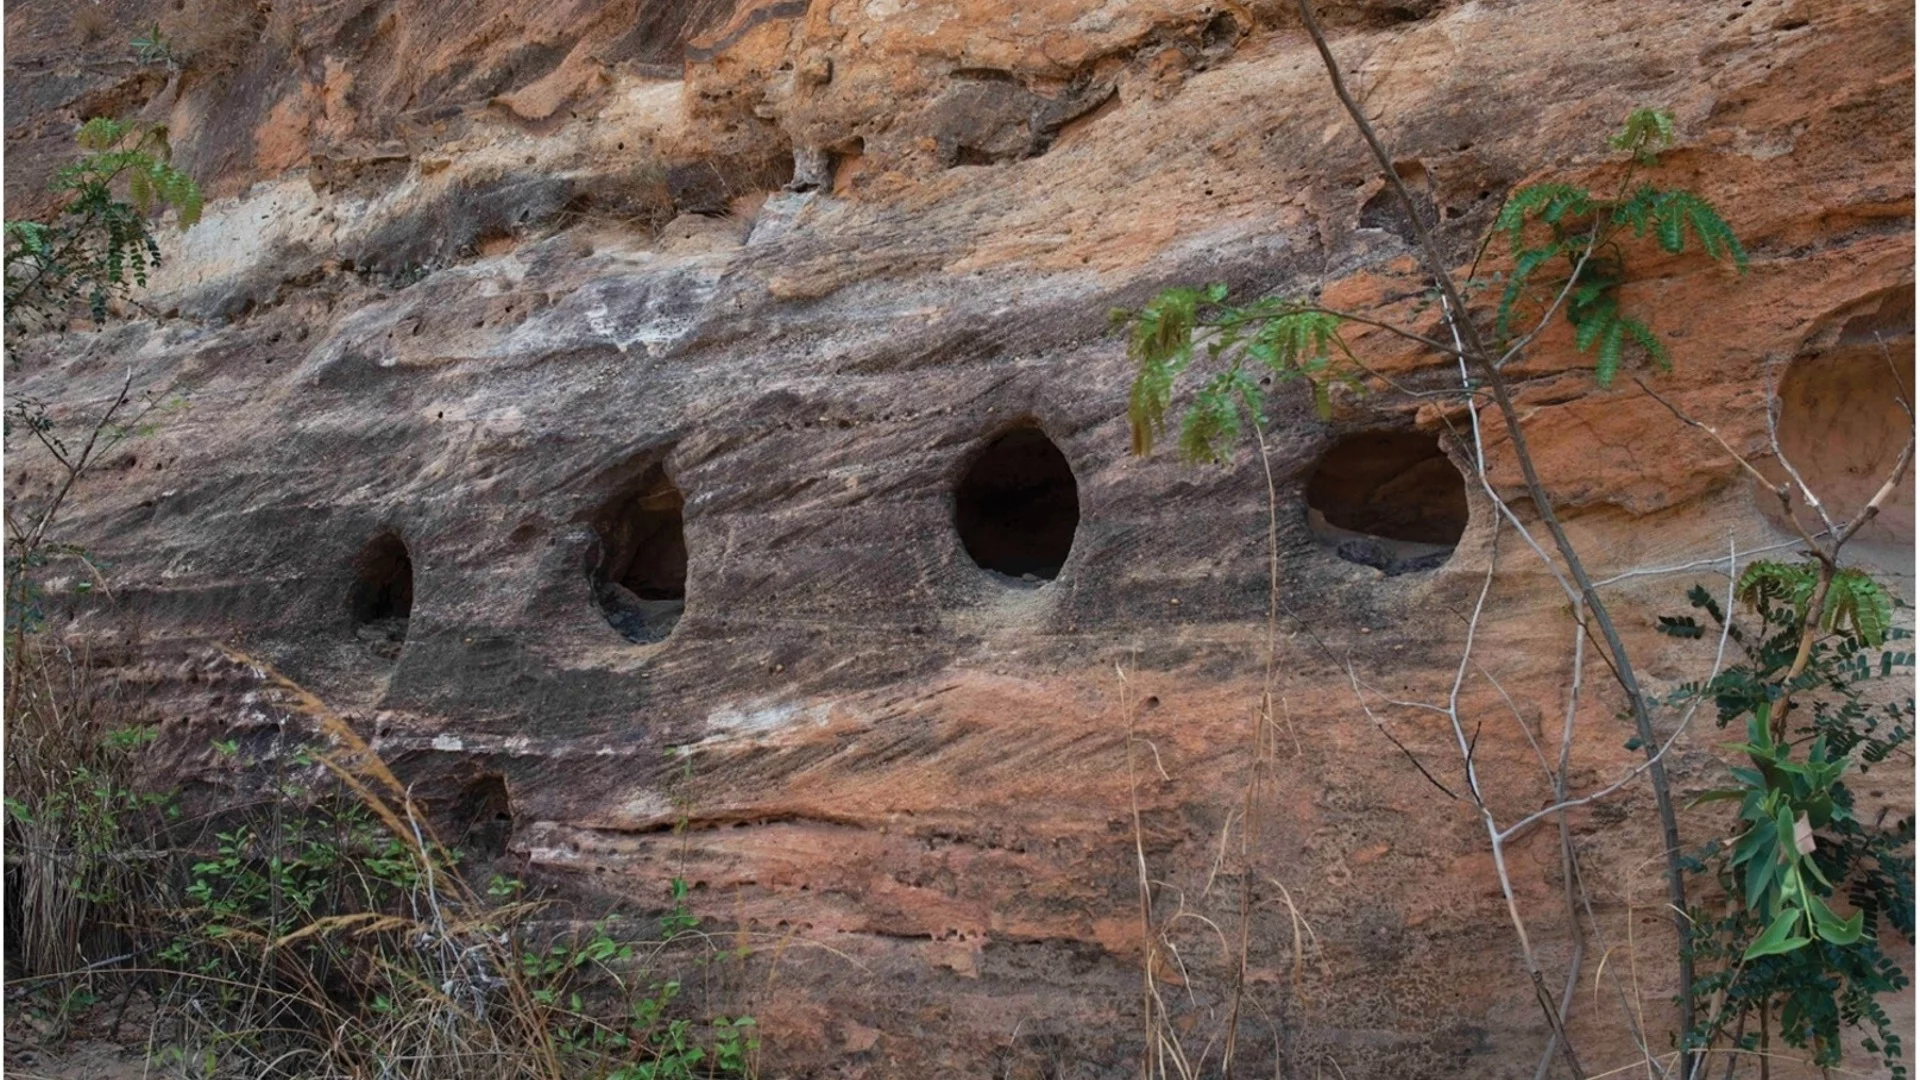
[1662,571,1912,1077]
[1493,126,1746,385]
[1120,286,1359,462]
[4,117,202,363]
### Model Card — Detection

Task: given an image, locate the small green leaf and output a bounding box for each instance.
[1595,319,1625,387]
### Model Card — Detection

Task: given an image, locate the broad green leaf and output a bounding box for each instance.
[1743,908,1813,959]
[1806,894,1864,945]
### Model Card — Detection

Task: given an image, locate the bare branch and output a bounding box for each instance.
[1503,538,1736,845]
[1339,659,1462,801]
[1634,377,1830,558]
[1832,434,1914,549]
[22,368,138,554]
[1295,0,1699,1042]
[1765,394,1839,539]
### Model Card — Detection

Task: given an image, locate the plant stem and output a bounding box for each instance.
[1291,0,1696,1052]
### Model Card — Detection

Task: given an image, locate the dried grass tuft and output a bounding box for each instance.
[158,0,262,76]
[72,5,114,43]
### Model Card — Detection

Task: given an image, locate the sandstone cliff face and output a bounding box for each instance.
[4,0,1913,1074]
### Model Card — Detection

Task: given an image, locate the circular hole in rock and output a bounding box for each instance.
[1306,431,1466,575]
[348,532,413,655]
[954,425,1079,583]
[590,465,687,644]
[1760,299,1915,551]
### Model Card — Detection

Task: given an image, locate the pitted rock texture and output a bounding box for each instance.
[5,0,1914,1075]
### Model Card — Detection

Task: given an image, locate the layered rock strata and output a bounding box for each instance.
[4,0,1913,1074]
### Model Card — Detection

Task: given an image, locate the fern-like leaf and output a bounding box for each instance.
[1128,353,1176,457]
[1124,286,1211,455]
[1739,561,1820,618]
[1826,569,1893,647]
[1655,200,1686,253]
[1496,246,1558,337]
[1253,309,1343,377]
[76,117,131,153]
[1179,368,1259,464]
[1497,183,1591,250]
[1647,191,1748,272]
[128,169,152,214]
[1609,108,1676,163]
[1613,185,1660,236]
[1595,318,1626,387]
[1573,302,1615,354]
[1622,317,1669,370]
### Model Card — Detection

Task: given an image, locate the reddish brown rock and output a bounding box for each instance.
[3,0,1913,1075]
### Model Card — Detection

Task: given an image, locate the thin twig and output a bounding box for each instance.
[1289,1,1696,1038]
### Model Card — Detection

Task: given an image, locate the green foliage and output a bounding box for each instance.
[1494,109,1745,386]
[661,875,701,936]
[132,23,177,67]
[1734,560,1896,648]
[3,637,171,978]
[142,749,762,1079]
[6,689,763,1080]
[4,118,201,361]
[162,808,418,965]
[1117,109,1746,465]
[1118,287,1354,463]
[1662,574,1913,1076]
[1608,106,1676,163]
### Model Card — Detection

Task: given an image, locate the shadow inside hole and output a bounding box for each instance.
[1358,160,1436,245]
[348,532,412,657]
[1307,431,1465,575]
[589,466,687,644]
[451,773,513,860]
[955,426,1080,584]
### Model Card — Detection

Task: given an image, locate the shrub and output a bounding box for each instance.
[3,637,170,979]
[1664,568,1914,1076]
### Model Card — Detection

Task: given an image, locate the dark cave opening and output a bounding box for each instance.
[954,425,1080,582]
[348,532,413,652]
[1306,431,1466,575]
[590,466,687,644]
[451,773,514,860]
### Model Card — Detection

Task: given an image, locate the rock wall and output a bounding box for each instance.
[5,0,1913,1074]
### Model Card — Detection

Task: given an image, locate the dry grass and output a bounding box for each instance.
[158,0,262,76]
[1118,659,1324,1080]
[2,636,164,980]
[71,4,113,43]
[5,644,762,1079]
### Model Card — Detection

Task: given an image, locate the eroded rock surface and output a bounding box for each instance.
[5,0,1913,1074]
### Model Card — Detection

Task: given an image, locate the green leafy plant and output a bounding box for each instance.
[1119,287,1356,463]
[6,637,763,1079]
[1662,571,1913,1075]
[661,876,701,937]
[131,22,176,67]
[1490,107,1746,386]
[1106,56,1902,1073]
[1,638,171,978]
[4,117,201,361]
[1117,109,1748,469]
